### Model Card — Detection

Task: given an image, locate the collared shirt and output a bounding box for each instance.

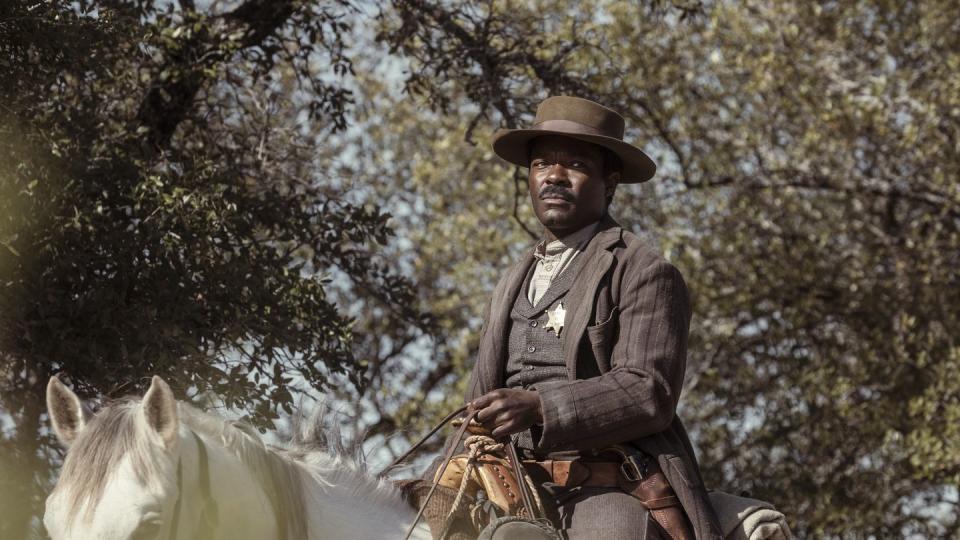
[527,222,601,306]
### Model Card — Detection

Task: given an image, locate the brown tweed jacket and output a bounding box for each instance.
[465,216,723,539]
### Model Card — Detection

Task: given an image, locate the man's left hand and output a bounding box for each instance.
[469,388,543,440]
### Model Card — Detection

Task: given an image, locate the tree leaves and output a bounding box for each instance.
[2,0,958,537]
[368,0,960,536]
[0,0,424,536]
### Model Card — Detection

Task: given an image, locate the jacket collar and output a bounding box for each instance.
[515,248,586,317]
[478,215,623,392]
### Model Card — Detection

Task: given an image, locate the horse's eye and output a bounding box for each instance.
[130,519,161,540]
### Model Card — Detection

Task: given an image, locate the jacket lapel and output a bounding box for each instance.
[479,249,535,393]
[480,218,622,390]
[561,218,623,379]
[516,253,586,318]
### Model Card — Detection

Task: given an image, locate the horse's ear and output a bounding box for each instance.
[142,376,179,450]
[46,376,90,446]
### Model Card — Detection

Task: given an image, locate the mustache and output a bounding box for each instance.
[539,185,574,201]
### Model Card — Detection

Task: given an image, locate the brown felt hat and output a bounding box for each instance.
[492,96,656,183]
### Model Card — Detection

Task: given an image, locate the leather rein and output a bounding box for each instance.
[167,431,219,540]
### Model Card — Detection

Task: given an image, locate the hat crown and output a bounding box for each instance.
[533,96,625,140]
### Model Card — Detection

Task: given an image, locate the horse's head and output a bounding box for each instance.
[43,375,430,540]
[44,375,185,540]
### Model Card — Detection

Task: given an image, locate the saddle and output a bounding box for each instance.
[397,415,559,540]
[392,410,692,540]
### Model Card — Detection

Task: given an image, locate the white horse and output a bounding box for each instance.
[43,375,432,540]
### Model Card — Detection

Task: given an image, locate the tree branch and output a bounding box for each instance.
[136,0,298,155]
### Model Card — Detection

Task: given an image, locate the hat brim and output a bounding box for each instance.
[491,128,656,183]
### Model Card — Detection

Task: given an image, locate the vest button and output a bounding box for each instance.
[530,320,538,327]
[527,345,536,353]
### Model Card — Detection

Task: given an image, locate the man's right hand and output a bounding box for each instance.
[468,388,543,440]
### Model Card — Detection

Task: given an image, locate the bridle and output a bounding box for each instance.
[168,431,219,540]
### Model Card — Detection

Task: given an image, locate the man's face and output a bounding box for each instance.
[528,135,617,237]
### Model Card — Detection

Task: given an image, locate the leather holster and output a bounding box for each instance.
[605,446,694,540]
[522,448,694,540]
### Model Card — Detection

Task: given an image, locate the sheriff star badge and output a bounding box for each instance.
[544,302,566,337]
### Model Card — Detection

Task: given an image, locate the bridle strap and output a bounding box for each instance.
[194,431,219,539]
[168,453,185,540]
[168,431,219,540]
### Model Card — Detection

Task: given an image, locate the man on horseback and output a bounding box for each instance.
[462,96,723,539]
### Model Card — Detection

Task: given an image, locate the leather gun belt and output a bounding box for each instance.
[522,458,693,540]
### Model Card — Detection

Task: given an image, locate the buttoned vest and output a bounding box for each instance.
[505,254,586,452]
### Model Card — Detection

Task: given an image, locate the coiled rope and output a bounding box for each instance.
[443,434,504,527]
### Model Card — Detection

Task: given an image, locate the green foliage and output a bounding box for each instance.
[322,76,535,449]
[2,0,958,537]
[0,1,425,536]
[369,0,960,536]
